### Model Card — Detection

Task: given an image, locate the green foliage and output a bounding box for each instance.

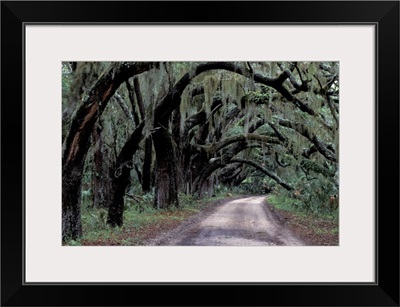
[268,158,338,217]
[225,118,245,138]
[81,188,92,207]
[81,206,108,232]
[213,184,230,195]
[300,179,338,217]
[178,193,200,208]
[268,186,338,219]
[124,193,157,214]
[243,91,270,105]
[64,239,81,246]
[61,63,73,98]
[300,159,334,177]
[267,193,297,212]
[238,176,266,194]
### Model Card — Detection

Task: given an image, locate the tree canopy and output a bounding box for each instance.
[62,61,339,241]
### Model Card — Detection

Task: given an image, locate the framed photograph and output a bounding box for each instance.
[2,1,399,306]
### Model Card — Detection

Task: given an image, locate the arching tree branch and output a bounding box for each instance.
[196,134,280,156]
[230,158,294,191]
[277,118,337,162]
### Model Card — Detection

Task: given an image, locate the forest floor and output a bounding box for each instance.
[270,203,339,246]
[81,195,338,246]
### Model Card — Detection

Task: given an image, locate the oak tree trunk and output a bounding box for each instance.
[153,126,179,209]
[107,122,145,227]
[141,138,153,193]
[92,118,112,208]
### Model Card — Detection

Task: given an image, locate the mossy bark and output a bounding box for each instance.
[92,118,112,208]
[62,162,84,241]
[153,123,179,209]
[141,138,153,193]
[107,122,145,227]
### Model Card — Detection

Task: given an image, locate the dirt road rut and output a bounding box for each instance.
[147,196,305,246]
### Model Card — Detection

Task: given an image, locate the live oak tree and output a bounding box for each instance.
[62,61,339,241]
[62,62,158,240]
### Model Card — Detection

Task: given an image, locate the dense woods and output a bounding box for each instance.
[62,61,339,243]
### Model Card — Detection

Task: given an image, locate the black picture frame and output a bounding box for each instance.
[1,1,399,306]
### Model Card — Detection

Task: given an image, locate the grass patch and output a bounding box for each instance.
[65,192,223,246]
[268,194,298,212]
[267,193,339,246]
[268,193,338,220]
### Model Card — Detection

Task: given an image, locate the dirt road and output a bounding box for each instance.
[146,196,305,246]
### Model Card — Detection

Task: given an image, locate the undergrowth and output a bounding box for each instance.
[65,192,226,246]
[267,192,338,220]
[267,192,339,245]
